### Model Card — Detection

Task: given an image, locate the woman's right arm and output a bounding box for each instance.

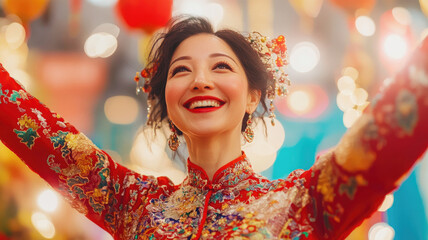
[0,64,174,239]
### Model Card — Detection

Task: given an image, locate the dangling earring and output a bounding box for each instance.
[168,122,180,151]
[244,113,254,143]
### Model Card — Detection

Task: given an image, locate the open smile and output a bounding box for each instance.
[183,96,225,113]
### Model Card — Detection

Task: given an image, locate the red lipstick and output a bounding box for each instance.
[183,96,225,113]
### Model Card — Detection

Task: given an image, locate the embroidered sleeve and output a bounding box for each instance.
[305,37,428,239]
[0,64,174,239]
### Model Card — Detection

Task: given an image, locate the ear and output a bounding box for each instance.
[246,89,261,113]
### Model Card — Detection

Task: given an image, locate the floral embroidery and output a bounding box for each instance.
[1,38,427,240]
[13,114,40,148]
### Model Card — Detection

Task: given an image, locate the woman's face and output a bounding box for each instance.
[165,33,260,139]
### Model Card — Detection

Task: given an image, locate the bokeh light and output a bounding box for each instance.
[290,41,320,73]
[31,212,56,239]
[37,189,59,212]
[5,22,26,49]
[391,7,411,26]
[369,222,395,240]
[93,23,120,38]
[243,118,284,172]
[336,92,354,111]
[337,76,356,95]
[343,108,362,128]
[342,66,359,80]
[288,90,312,114]
[276,85,329,119]
[355,16,376,37]
[104,96,139,124]
[378,194,394,212]
[350,88,369,106]
[383,34,408,60]
[84,32,118,58]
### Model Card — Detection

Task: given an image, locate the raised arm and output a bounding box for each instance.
[0,64,174,239]
[305,38,428,239]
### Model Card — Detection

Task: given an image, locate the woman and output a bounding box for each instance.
[0,16,427,239]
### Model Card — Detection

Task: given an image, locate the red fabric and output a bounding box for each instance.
[0,38,427,239]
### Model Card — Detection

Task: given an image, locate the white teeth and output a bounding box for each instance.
[189,100,221,109]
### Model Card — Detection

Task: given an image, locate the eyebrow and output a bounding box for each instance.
[169,53,237,67]
[209,53,238,65]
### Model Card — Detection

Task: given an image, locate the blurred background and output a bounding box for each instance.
[0,0,427,239]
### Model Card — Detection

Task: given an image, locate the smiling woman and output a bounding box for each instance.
[0,16,427,240]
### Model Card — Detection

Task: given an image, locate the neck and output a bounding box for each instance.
[184,128,242,181]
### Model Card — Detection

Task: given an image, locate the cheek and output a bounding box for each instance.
[165,80,182,109]
[219,77,249,102]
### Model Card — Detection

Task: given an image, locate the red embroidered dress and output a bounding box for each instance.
[1,38,427,239]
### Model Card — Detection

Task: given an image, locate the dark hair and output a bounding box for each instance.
[146,16,269,135]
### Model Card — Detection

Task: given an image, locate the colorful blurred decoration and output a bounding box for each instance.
[115,0,173,33]
[36,53,107,134]
[2,0,50,32]
[288,0,324,32]
[329,0,376,17]
[275,85,329,119]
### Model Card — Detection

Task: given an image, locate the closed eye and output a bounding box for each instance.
[213,61,233,71]
[170,66,190,77]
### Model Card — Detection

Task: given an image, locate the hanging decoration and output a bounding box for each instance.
[115,0,173,33]
[2,0,50,32]
[288,0,324,33]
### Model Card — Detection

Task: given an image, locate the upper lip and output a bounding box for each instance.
[183,96,225,109]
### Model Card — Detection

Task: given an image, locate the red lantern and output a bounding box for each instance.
[115,0,173,34]
[329,0,376,15]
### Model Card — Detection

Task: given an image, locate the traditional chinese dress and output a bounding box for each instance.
[0,38,427,240]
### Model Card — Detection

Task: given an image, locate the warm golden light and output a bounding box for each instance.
[31,212,56,239]
[351,88,369,106]
[355,16,376,37]
[369,222,395,240]
[84,32,118,58]
[5,22,26,49]
[290,42,320,73]
[288,90,312,114]
[37,189,58,212]
[383,34,408,60]
[337,76,356,95]
[343,109,362,128]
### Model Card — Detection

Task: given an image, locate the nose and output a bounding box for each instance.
[190,69,214,90]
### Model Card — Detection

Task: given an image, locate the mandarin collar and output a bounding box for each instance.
[186,152,254,191]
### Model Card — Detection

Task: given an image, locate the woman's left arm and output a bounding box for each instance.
[308,37,428,239]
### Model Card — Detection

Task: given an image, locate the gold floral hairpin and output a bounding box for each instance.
[246,32,290,126]
[135,32,290,126]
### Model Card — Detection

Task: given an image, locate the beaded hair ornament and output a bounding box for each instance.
[134,32,290,126]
